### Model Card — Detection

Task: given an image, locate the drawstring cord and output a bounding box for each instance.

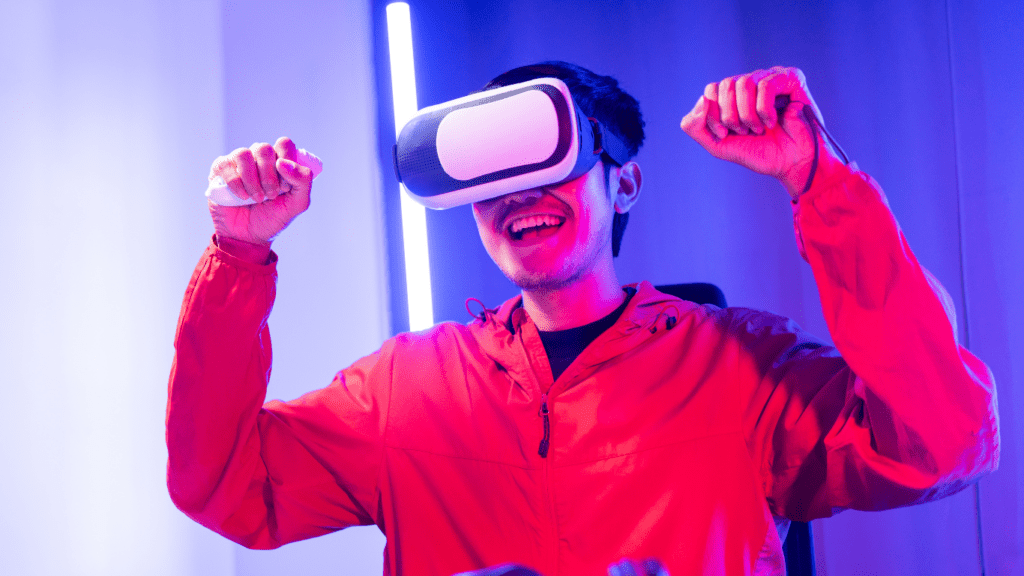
[648,304,681,334]
[465,297,499,324]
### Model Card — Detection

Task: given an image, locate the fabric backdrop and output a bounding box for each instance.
[371,1,1023,575]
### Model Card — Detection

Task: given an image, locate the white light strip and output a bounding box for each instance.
[386,2,434,331]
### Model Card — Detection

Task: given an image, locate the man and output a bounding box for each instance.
[167,62,999,575]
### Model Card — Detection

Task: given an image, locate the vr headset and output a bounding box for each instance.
[393,77,631,209]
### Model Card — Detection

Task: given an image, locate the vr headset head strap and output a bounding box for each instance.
[589,118,631,167]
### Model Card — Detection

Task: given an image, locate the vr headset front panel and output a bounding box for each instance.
[394,78,601,209]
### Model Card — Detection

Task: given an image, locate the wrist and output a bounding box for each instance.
[779,158,813,199]
[805,152,848,196]
[215,234,273,264]
[781,149,846,200]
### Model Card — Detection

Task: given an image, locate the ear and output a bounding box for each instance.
[612,161,642,213]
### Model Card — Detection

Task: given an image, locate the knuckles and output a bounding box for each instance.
[697,66,809,118]
[207,138,307,221]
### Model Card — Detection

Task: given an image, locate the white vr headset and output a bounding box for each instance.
[393,77,631,209]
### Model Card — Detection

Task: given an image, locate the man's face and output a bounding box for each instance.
[471,161,616,291]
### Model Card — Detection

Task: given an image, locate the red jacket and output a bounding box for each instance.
[167,165,999,575]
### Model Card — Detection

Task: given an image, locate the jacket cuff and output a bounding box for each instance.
[209,235,279,274]
[789,162,866,261]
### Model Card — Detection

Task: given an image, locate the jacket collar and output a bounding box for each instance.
[470,281,699,389]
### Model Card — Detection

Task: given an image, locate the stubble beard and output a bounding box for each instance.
[498,221,611,293]
[504,258,585,292]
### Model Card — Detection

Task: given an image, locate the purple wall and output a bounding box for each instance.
[372,1,1023,574]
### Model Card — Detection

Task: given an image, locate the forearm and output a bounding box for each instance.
[795,165,998,488]
[749,167,998,521]
[166,241,279,543]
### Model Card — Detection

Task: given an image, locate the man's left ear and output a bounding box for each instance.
[613,161,642,214]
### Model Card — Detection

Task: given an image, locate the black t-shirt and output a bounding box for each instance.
[537,288,634,382]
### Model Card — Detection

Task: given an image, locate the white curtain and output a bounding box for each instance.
[0,0,388,574]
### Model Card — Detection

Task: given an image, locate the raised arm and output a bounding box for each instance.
[681,68,999,518]
[166,139,387,547]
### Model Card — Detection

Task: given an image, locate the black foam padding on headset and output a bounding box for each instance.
[595,122,631,167]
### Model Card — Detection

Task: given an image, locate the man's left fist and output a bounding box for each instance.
[680,66,841,198]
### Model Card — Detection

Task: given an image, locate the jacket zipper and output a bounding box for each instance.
[538,393,550,458]
[538,394,556,574]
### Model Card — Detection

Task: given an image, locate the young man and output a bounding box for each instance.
[167,62,999,575]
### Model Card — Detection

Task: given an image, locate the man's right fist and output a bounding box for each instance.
[208,136,317,247]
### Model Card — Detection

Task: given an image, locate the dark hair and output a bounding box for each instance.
[483,61,645,257]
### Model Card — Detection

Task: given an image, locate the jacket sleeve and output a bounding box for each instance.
[736,165,999,522]
[166,240,391,549]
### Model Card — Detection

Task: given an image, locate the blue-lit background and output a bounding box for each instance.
[0,1,1019,574]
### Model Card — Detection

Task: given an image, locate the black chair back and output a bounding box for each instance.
[654,282,728,308]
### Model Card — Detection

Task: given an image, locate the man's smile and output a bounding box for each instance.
[507,213,567,241]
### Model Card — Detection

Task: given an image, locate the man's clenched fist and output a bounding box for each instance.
[680,66,843,198]
[208,136,315,249]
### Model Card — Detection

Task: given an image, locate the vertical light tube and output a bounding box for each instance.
[386,2,434,330]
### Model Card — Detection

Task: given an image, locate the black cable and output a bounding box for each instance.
[774,94,850,195]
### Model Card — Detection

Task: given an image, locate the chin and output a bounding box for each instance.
[501,262,582,292]
[487,228,608,292]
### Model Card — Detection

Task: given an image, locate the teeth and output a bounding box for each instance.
[509,214,564,234]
